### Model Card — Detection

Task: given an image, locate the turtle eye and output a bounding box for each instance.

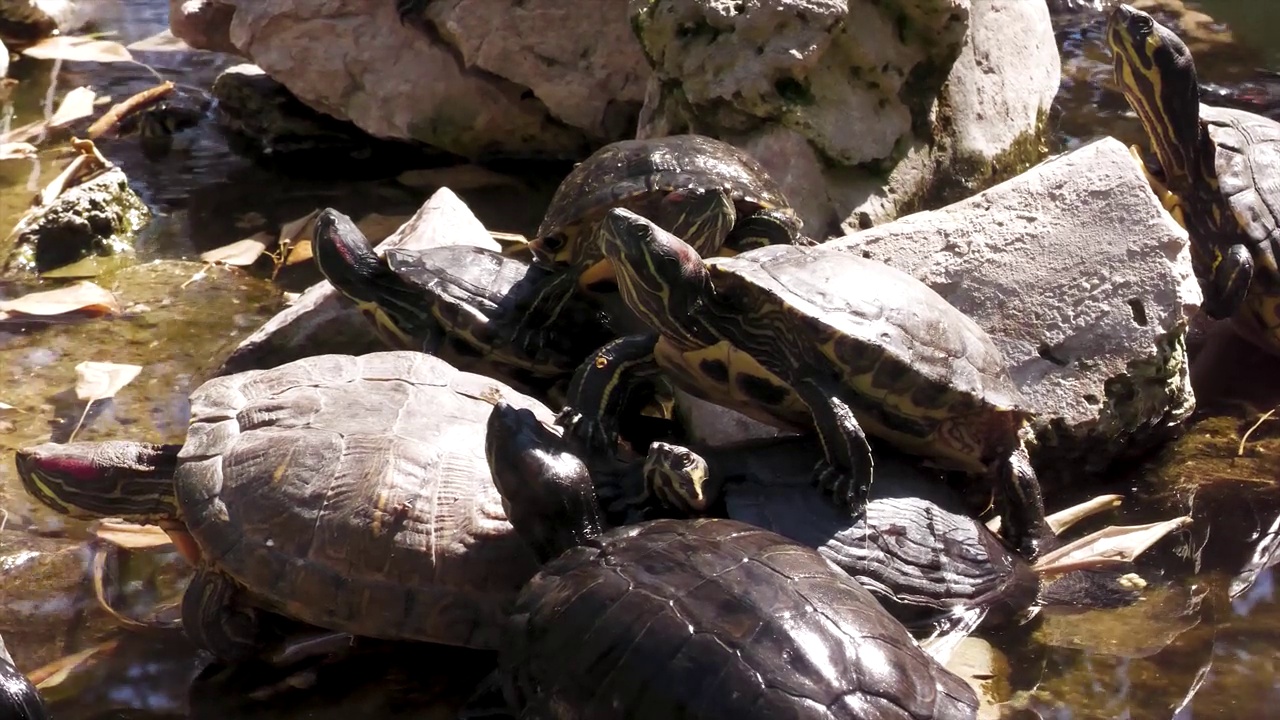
[1133,14,1153,35]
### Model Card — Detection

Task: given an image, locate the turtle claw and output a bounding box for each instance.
[554,406,616,459]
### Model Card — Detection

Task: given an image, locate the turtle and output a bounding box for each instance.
[559,206,1054,559]
[312,207,614,384]
[14,351,543,663]
[0,635,48,720]
[1107,5,1280,351]
[614,437,1183,628]
[480,400,980,720]
[509,134,806,350]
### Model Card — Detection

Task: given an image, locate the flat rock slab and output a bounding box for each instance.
[826,136,1200,475]
[212,188,499,377]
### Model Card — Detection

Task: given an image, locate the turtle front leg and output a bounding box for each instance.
[557,333,664,458]
[182,568,272,664]
[791,378,875,516]
[724,207,805,252]
[994,446,1056,561]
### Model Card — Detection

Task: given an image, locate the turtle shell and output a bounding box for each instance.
[669,245,1026,473]
[537,134,791,242]
[1201,105,1280,251]
[174,351,545,650]
[384,246,614,375]
[502,518,978,719]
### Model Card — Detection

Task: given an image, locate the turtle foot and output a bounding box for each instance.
[554,406,617,459]
[812,461,870,517]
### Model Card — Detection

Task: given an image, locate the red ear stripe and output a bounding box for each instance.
[24,452,98,483]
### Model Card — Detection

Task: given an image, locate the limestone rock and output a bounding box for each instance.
[2,167,150,276]
[826,136,1200,475]
[213,187,499,376]
[195,0,643,159]
[168,0,239,56]
[633,0,1059,236]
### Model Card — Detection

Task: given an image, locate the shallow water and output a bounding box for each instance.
[0,1,1278,717]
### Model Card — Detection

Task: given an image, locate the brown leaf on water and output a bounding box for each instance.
[200,231,273,266]
[125,30,190,52]
[0,401,19,417]
[0,142,37,160]
[74,361,142,402]
[0,281,122,320]
[21,35,134,64]
[89,519,173,550]
[279,209,321,244]
[284,239,314,266]
[49,86,99,128]
[28,639,121,690]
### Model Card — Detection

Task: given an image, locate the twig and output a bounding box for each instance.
[86,81,175,139]
[1238,406,1278,456]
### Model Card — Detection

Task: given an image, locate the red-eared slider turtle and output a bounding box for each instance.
[312,208,613,382]
[0,635,47,720]
[14,352,543,663]
[622,438,1178,627]
[482,401,980,720]
[511,135,805,349]
[561,206,1054,559]
[1108,5,1280,351]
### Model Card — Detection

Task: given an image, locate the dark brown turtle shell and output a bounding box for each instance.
[537,134,793,245]
[176,351,544,650]
[502,518,979,719]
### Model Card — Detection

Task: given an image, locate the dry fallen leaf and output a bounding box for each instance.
[74,361,142,402]
[0,281,122,320]
[284,239,313,266]
[89,519,174,550]
[0,142,37,160]
[0,402,19,417]
[21,35,134,64]
[49,86,99,129]
[125,30,190,52]
[68,361,142,441]
[200,232,273,266]
[279,209,321,244]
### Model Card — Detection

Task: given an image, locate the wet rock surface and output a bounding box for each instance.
[829,136,1199,476]
[168,0,238,56]
[3,166,151,276]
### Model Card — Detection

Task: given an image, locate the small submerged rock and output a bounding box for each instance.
[829,136,1199,478]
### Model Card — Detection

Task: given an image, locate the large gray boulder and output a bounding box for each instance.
[174,0,649,160]
[634,0,1061,236]
[826,136,1200,475]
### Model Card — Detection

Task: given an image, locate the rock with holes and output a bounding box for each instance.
[173,0,649,159]
[826,136,1200,476]
[633,0,1061,237]
[213,187,499,376]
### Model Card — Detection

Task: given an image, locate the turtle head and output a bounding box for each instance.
[14,441,182,524]
[599,208,712,342]
[1106,5,1202,187]
[485,402,605,563]
[1197,241,1253,319]
[313,208,422,350]
[642,442,721,515]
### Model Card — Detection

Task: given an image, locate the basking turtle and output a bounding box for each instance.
[1108,5,1280,350]
[0,635,47,720]
[622,438,1180,627]
[15,352,543,663]
[482,401,980,720]
[512,135,805,347]
[561,207,1053,559]
[312,207,613,383]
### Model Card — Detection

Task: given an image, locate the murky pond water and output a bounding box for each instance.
[1,0,1278,717]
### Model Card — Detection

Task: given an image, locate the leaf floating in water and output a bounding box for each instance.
[73,361,142,402]
[125,30,190,52]
[28,639,121,690]
[20,35,134,64]
[89,519,174,550]
[200,232,273,266]
[0,280,122,320]
[0,142,37,160]
[0,402,18,417]
[48,86,99,129]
